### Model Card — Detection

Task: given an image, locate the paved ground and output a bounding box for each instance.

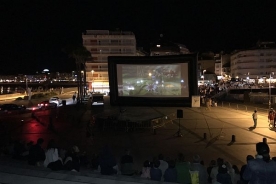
[1,95,276,172]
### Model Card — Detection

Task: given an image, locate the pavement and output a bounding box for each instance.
[1,95,276,173]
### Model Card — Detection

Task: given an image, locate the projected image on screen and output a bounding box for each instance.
[117,63,189,97]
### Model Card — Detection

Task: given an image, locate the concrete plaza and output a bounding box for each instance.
[1,95,276,172]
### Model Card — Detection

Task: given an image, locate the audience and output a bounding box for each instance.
[243,142,276,184]
[232,165,241,184]
[210,157,224,183]
[64,146,81,172]
[150,159,162,181]
[240,155,254,184]
[120,148,135,176]
[140,160,151,179]
[28,138,45,166]
[6,138,276,184]
[190,154,208,184]
[99,145,117,175]
[164,160,177,183]
[216,163,232,184]
[207,160,216,183]
[43,139,59,167]
[158,153,168,176]
[175,153,191,184]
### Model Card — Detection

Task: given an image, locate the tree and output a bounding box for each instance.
[63,45,91,103]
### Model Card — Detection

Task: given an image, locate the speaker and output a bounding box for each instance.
[177,109,183,118]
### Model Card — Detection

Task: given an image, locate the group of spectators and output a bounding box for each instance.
[2,139,276,184]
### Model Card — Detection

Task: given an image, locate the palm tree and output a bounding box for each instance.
[63,45,91,103]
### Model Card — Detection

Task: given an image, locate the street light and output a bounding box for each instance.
[269,72,274,109]
[203,70,206,85]
[91,70,94,92]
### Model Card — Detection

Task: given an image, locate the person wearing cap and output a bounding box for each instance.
[252,110,258,128]
[243,142,276,184]
[216,163,232,184]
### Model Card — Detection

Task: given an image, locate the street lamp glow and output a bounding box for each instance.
[203,70,206,84]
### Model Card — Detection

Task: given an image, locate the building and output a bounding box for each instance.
[82,30,137,93]
[214,52,231,80]
[231,41,276,83]
[150,35,190,56]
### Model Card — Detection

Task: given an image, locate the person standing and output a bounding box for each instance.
[268,108,275,127]
[252,110,258,128]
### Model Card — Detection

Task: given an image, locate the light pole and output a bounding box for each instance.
[269,72,274,109]
[203,70,206,85]
[91,70,94,92]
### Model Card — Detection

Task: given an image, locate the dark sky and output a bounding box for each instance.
[1,0,276,74]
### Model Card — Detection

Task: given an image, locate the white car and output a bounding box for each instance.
[49,97,62,106]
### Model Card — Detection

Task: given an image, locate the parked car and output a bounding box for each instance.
[0,104,26,112]
[49,97,62,105]
[38,100,57,109]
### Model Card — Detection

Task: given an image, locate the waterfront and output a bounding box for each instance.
[0,82,78,95]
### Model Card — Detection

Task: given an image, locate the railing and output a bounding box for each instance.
[99,113,177,133]
[151,113,176,131]
[220,101,269,115]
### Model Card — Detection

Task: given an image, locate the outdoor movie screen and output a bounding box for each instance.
[116,63,189,97]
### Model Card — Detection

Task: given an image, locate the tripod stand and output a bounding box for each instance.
[175,118,182,137]
[174,109,183,137]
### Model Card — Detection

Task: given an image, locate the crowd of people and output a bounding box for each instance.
[1,138,276,184]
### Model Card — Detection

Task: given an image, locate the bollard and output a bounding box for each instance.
[231,135,236,142]
[203,133,207,140]
[263,138,267,144]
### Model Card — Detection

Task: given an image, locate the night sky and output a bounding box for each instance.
[1,0,276,74]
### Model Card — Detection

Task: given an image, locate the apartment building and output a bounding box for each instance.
[82,30,136,93]
[231,41,276,82]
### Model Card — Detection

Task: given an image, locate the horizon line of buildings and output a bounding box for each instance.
[1,30,276,93]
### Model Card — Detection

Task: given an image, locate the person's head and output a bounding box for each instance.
[72,146,80,153]
[246,155,254,162]
[37,138,44,145]
[143,160,150,168]
[256,142,270,162]
[232,165,240,174]
[153,159,160,168]
[254,110,257,113]
[168,160,176,168]
[209,160,216,167]
[47,139,57,150]
[217,158,224,165]
[158,154,164,160]
[193,154,201,163]
[218,163,228,174]
[178,153,185,162]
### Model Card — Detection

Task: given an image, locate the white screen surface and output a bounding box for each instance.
[116,63,189,97]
